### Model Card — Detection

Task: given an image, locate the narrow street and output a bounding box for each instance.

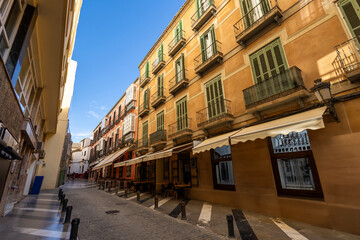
[1,179,359,240]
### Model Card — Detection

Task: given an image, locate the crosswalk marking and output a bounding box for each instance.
[16,227,69,238]
[126,193,146,201]
[16,208,60,213]
[198,202,212,225]
[271,218,309,240]
[150,197,171,209]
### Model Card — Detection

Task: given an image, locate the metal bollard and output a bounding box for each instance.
[124,189,128,198]
[58,189,62,199]
[64,206,73,223]
[70,218,80,240]
[154,195,159,209]
[226,214,235,238]
[62,199,68,212]
[60,194,65,205]
[137,191,140,202]
[180,202,187,220]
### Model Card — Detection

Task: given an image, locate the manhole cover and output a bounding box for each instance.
[105,210,119,214]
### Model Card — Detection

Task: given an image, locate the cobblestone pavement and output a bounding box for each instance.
[1,179,360,240]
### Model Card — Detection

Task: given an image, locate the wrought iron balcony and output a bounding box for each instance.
[333,37,360,82]
[194,40,223,74]
[126,100,136,113]
[152,57,165,74]
[123,132,135,145]
[168,117,193,140]
[196,99,234,129]
[140,71,150,88]
[151,88,166,108]
[139,102,150,118]
[243,66,306,109]
[136,138,149,153]
[191,0,216,31]
[233,0,282,47]
[169,69,189,95]
[168,30,186,57]
[150,129,167,146]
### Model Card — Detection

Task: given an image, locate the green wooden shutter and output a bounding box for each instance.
[143,121,148,146]
[249,38,287,84]
[157,74,164,97]
[179,20,183,38]
[180,54,185,80]
[145,62,149,77]
[144,89,149,108]
[339,0,360,42]
[200,35,205,62]
[157,111,164,130]
[205,76,225,119]
[210,26,216,54]
[158,43,164,61]
[196,0,200,18]
[176,97,188,131]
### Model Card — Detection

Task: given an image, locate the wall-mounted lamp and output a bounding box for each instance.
[310,79,339,122]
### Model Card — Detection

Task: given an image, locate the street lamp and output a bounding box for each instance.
[310,79,339,122]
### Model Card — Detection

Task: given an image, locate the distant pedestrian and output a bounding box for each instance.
[72,172,75,180]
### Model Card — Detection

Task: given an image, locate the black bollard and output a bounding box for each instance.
[137,191,141,202]
[154,195,159,209]
[180,202,187,220]
[62,199,68,212]
[64,206,73,223]
[60,194,65,205]
[226,214,235,238]
[58,189,62,199]
[124,189,128,198]
[70,218,80,240]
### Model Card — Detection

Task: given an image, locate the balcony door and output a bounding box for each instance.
[205,76,225,119]
[157,74,164,97]
[198,0,211,17]
[175,54,185,83]
[240,0,270,28]
[250,38,287,84]
[200,27,216,62]
[143,121,148,147]
[176,97,188,131]
[338,0,360,43]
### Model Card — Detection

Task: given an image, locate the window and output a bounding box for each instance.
[143,88,150,110]
[338,0,360,42]
[210,145,235,190]
[158,43,164,62]
[125,84,137,105]
[268,130,323,198]
[142,121,148,146]
[174,20,183,43]
[157,111,164,130]
[200,26,216,62]
[176,96,188,131]
[145,61,150,78]
[126,165,132,177]
[123,113,135,135]
[240,0,270,29]
[205,76,225,119]
[196,0,213,18]
[250,38,287,84]
[157,74,164,97]
[175,54,185,83]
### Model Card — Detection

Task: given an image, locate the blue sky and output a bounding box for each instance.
[69,0,186,142]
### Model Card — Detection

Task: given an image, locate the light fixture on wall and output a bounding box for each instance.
[311,79,339,122]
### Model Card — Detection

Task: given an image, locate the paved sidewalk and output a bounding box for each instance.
[0,189,71,240]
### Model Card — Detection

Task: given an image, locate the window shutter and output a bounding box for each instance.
[200,35,205,62]
[205,76,224,119]
[339,0,360,42]
[159,43,164,61]
[210,27,216,54]
[145,62,149,77]
[196,0,200,18]
[179,20,183,38]
[180,54,185,80]
[143,121,148,145]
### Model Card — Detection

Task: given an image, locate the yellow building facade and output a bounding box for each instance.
[135,0,360,234]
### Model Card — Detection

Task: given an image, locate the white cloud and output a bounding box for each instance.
[88,110,100,119]
[72,132,92,137]
[100,106,107,110]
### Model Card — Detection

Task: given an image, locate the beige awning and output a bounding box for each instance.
[93,147,129,170]
[230,106,327,145]
[192,130,241,154]
[125,156,143,166]
[143,149,172,162]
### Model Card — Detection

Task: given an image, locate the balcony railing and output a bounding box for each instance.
[140,71,150,88]
[123,132,135,144]
[168,30,186,57]
[126,100,136,113]
[196,99,234,128]
[194,40,223,74]
[139,102,150,118]
[151,88,166,108]
[233,0,282,47]
[191,0,216,31]
[243,66,306,109]
[150,129,167,146]
[169,69,189,95]
[152,56,165,74]
[334,37,360,82]
[137,138,148,149]
[168,117,193,139]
